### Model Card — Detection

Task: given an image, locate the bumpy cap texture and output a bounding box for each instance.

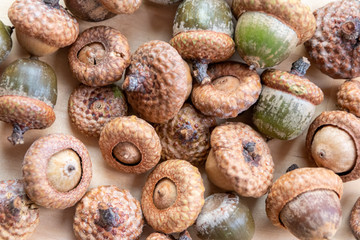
[146,233,173,240]
[266,167,343,228]
[8,0,79,48]
[99,0,142,14]
[337,79,360,117]
[73,185,143,240]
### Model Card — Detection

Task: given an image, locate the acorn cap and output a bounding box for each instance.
[304,0,360,79]
[211,122,274,198]
[266,167,343,228]
[99,116,161,174]
[231,0,315,44]
[191,61,261,118]
[155,103,217,166]
[146,233,174,240]
[141,160,205,234]
[68,84,128,138]
[306,110,360,182]
[337,79,360,117]
[99,0,142,14]
[123,40,192,123]
[350,197,360,240]
[22,133,92,209]
[8,0,79,48]
[73,185,143,240]
[0,179,39,240]
[69,26,131,87]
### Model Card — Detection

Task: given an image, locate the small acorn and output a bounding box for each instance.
[266,167,343,240]
[232,0,316,69]
[0,20,12,64]
[337,79,360,117]
[0,58,57,145]
[170,0,235,84]
[350,197,360,240]
[253,57,324,140]
[8,0,79,56]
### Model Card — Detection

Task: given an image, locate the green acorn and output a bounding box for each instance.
[0,20,12,63]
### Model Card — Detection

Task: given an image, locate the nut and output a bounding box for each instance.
[350,197,360,240]
[64,0,115,22]
[146,233,174,240]
[337,79,360,117]
[0,20,12,64]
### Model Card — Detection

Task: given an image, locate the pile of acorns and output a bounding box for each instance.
[0,0,360,239]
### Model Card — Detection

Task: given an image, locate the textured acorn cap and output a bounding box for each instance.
[306,110,360,182]
[304,0,360,79]
[211,122,274,198]
[266,167,343,228]
[232,0,315,44]
[141,160,205,234]
[0,179,39,240]
[23,133,92,209]
[69,26,130,87]
[99,0,142,14]
[146,233,174,240]
[337,79,360,117]
[351,197,360,240]
[191,61,261,118]
[8,0,79,48]
[99,116,161,174]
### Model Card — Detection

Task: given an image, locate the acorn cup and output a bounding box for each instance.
[232,0,316,69]
[0,58,57,145]
[0,20,12,64]
[253,57,324,140]
[170,0,235,84]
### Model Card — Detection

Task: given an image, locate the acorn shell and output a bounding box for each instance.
[0,21,12,64]
[306,110,360,182]
[122,40,192,123]
[73,185,144,240]
[266,167,343,228]
[146,233,174,240]
[0,179,39,240]
[211,122,274,197]
[98,0,142,14]
[191,61,261,118]
[99,116,161,174]
[141,160,205,234]
[68,84,128,137]
[337,79,360,117]
[22,134,92,209]
[350,197,360,240]
[64,0,116,22]
[69,26,131,87]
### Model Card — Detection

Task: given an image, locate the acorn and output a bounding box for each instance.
[232,0,316,69]
[305,0,360,79]
[148,0,182,5]
[147,233,175,240]
[306,111,360,182]
[337,79,360,117]
[205,122,274,198]
[68,25,131,87]
[253,57,324,140]
[195,193,255,240]
[8,0,79,56]
[0,20,12,64]
[350,197,360,240]
[64,0,142,22]
[22,134,92,209]
[0,58,57,145]
[0,179,39,240]
[73,185,144,240]
[170,0,235,84]
[122,40,192,123]
[266,167,343,240]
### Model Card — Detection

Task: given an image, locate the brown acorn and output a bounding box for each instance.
[305,0,360,79]
[73,185,144,240]
[68,26,131,87]
[122,40,192,123]
[0,179,39,240]
[350,197,360,240]
[22,134,92,209]
[8,0,79,56]
[146,233,174,240]
[337,79,360,117]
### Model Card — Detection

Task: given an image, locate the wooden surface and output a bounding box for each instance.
[0,0,356,239]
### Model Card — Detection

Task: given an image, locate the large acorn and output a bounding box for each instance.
[170,0,235,84]
[0,20,12,64]
[232,0,316,69]
[253,57,324,140]
[0,58,57,145]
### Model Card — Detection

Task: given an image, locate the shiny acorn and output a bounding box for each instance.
[0,20,12,64]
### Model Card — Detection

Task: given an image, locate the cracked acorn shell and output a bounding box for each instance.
[232,0,316,69]
[155,103,216,166]
[69,26,130,87]
[0,179,39,240]
[122,40,192,123]
[350,197,360,240]
[99,115,161,174]
[253,57,324,140]
[0,20,12,64]
[141,160,205,234]
[306,110,360,182]
[22,133,92,209]
[206,122,274,198]
[191,61,261,118]
[68,84,127,138]
[305,0,360,79]
[266,167,343,240]
[73,185,143,240]
[0,58,57,145]
[337,79,360,117]
[8,0,79,56]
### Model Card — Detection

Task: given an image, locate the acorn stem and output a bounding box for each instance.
[179,230,192,240]
[289,57,310,77]
[341,19,360,41]
[192,61,211,84]
[95,203,120,231]
[8,124,29,145]
[43,0,60,9]
[122,75,146,92]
